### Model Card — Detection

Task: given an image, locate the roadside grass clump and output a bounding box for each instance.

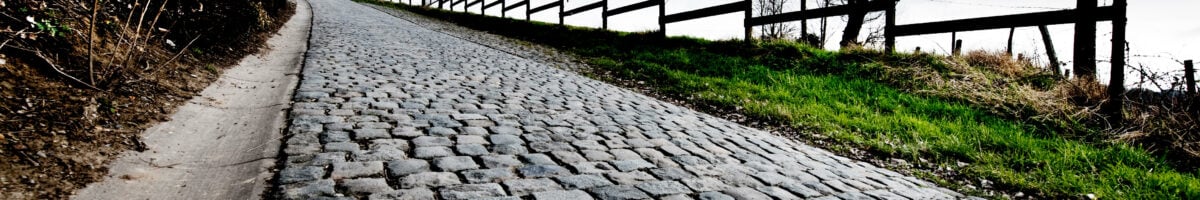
[368,1,1200,199]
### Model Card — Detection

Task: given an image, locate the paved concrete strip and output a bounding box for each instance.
[278,0,965,199]
[71,0,312,199]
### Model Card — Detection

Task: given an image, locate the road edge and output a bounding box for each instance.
[70,0,312,199]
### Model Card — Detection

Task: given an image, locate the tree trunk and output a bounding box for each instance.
[819,0,829,46]
[840,0,867,48]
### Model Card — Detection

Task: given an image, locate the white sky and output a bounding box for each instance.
[400,0,1200,89]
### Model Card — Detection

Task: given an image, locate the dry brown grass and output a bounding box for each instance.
[881,50,1077,125]
[886,49,1200,167]
[961,50,1039,78]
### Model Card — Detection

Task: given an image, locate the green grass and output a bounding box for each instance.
[367,1,1200,199]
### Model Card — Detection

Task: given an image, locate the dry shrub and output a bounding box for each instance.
[961,50,1039,78]
[1054,77,1107,107]
[889,50,1072,123]
[855,47,1200,168]
[1120,91,1200,161]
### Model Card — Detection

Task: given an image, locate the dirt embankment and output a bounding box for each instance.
[0,0,294,199]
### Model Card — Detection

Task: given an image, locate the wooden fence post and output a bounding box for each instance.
[743,0,752,43]
[953,39,962,56]
[1074,0,1097,79]
[526,1,531,20]
[800,0,807,40]
[1006,27,1015,55]
[602,0,608,30]
[1039,25,1061,78]
[501,0,506,17]
[559,0,565,25]
[950,32,956,54]
[1186,60,1195,95]
[658,0,666,38]
[884,0,896,53]
[1102,0,1126,126]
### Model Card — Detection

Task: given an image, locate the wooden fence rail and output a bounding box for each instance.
[450,0,465,10]
[483,0,503,16]
[660,1,750,39]
[529,1,564,24]
[403,0,1129,125]
[889,7,1118,37]
[562,0,607,28]
[606,0,660,17]
[502,0,528,19]
[745,0,889,26]
[660,1,748,24]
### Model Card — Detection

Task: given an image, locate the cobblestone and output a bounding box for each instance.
[651,167,698,180]
[434,156,480,172]
[518,165,572,178]
[463,168,517,183]
[367,188,435,200]
[722,187,772,200]
[610,159,656,172]
[280,166,324,184]
[503,178,563,196]
[341,178,394,194]
[636,181,693,197]
[681,178,732,192]
[277,0,967,198]
[331,161,384,179]
[589,185,651,200]
[412,146,454,158]
[532,190,595,200]
[480,155,523,168]
[386,159,429,177]
[697,191,734,200]
[400,172,461,188]
[556,174,615,190]
[455,144,490,156]
[439,183,507,199]
[284,179,336,199]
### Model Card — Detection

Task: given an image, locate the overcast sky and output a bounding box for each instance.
[399,0,1199,88]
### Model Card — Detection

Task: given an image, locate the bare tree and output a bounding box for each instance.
[858,11,886,46]
[756,0,795,41]
[839,0,868,48]
[819,0,830,46]
[809,0,886,48]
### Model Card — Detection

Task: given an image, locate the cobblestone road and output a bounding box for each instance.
[277,0,966,199]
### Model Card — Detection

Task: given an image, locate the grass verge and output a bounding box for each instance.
[366,1,1200,199]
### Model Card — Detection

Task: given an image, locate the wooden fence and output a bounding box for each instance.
[400,0,1130,123]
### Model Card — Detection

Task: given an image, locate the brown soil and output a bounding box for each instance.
[0,0,294,199]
